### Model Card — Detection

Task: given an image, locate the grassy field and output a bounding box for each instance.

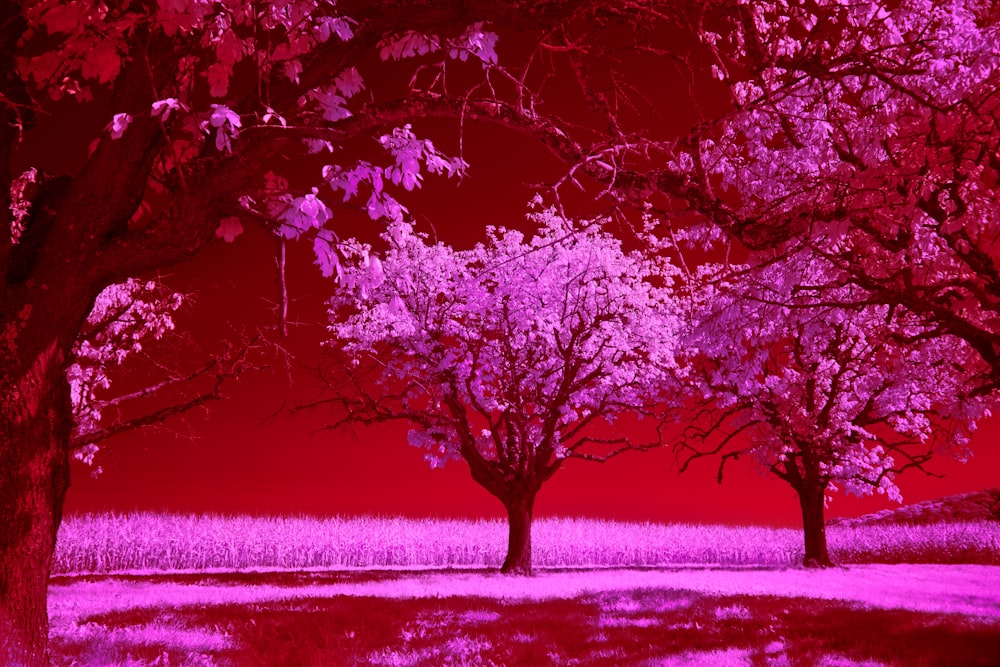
[53,513,1000,574]
[49,512,1000,665]
[49,565,1000,666]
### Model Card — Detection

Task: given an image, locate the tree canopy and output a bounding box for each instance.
[681,244,993,565]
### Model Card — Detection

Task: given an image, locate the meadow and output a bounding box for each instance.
[48,513,1000,666]
[53,513,1000,574]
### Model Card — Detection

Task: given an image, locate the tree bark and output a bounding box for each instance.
[500,490,537,575]
[798,484,833,568]
[0,341,73,667]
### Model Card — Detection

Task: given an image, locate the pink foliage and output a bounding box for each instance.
[8,167,38,245]
[688,243,993,504]
[328,207,687,470]
[67,280,183,470]
[691,0,1000,385]
[378,22,498,66]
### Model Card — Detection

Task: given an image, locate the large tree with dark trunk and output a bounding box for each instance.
[324,209,686,573]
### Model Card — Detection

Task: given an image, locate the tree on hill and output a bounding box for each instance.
[680,247,993,567]
[324,208,687,573]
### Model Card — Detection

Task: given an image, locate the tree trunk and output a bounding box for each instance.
[500,491,536,575]
[798,484,832,568]
[0,342,73,666]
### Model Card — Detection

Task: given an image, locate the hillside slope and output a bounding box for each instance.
[830,489,1000,527]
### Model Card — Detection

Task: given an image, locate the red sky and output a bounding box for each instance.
[29,28,991,527]
[63,346,1000,527]
[62,121,1000,528]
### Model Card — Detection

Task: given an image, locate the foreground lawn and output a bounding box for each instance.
[49,565,1000,666]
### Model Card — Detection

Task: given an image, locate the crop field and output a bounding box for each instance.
[48,513,1000,666]
[53,513,1000,574]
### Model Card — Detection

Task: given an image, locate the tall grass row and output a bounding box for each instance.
[52,513,1000,575]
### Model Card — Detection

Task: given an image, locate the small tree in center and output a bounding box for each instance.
[327,207,687,573]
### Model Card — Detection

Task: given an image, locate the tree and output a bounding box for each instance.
[680,246,993,567]
[669,0,1000,392]
[324,207,686,573]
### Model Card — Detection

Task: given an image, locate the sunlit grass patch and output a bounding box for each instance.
[645,648,755,666]
[713,603,751,620]
[48,564,1000,621]
[50,607,229,666]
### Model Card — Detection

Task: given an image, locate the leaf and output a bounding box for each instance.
[81,41,122,84]
[151,98,183,122]
[215,217,244,243]
[215,31,247,67]
[379,32,441,60]
[280,188,332,236]
[304,139,333,154]
[40,3,87,34]
[449,22,499,66]
[209,105,241,129]
[262,106,287,127]
[202,105,241,153]
[314,16,357,43]
[106,113,132,140]
[283,59,303,84]
[313,232,340,278]
[156,0,209,36]
[334,67,364,98]
[316,89,351,121]
[206,62,231,98]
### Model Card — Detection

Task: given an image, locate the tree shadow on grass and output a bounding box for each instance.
[48,568,415,587]
[52,588,1000,666]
